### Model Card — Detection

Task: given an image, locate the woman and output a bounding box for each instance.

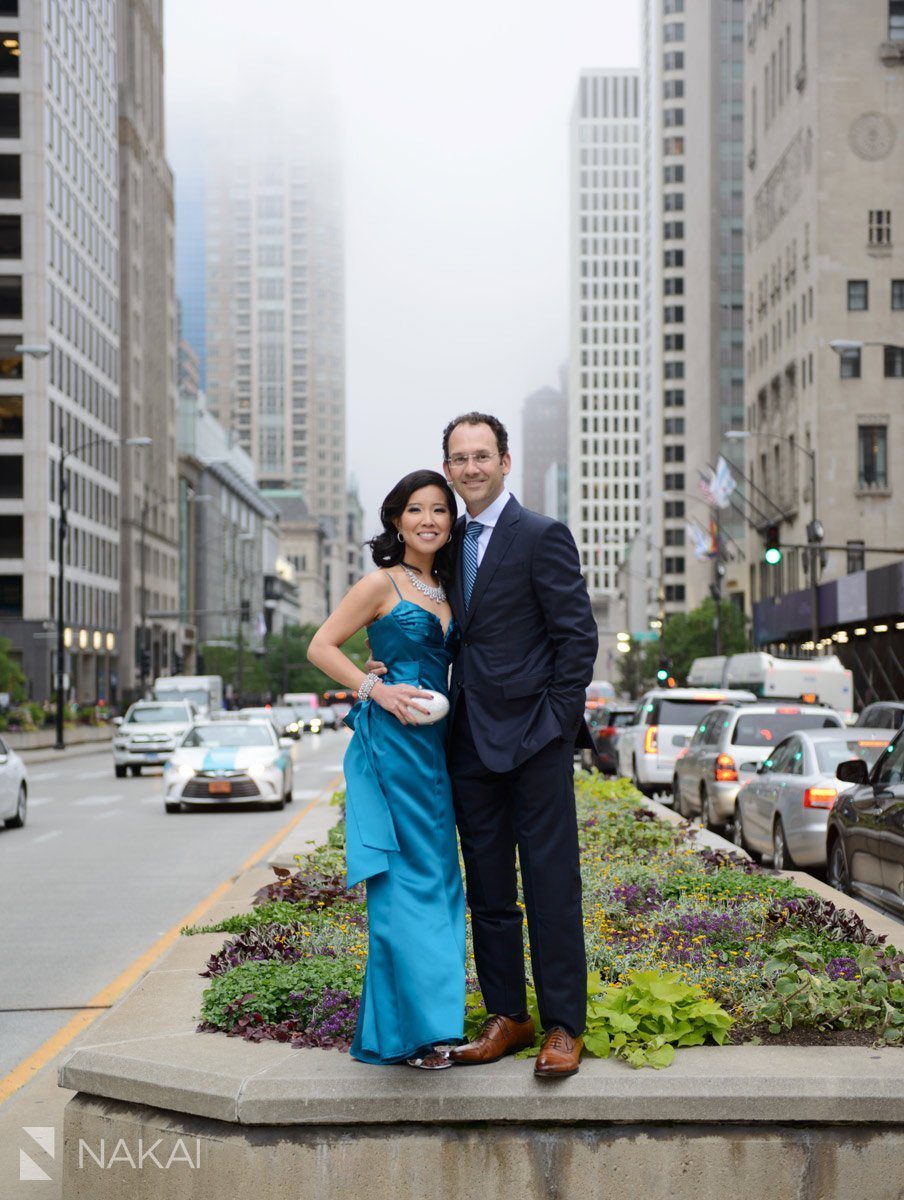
[307,469,464,1069]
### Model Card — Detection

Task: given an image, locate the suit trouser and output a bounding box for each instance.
[448,701,587,1037]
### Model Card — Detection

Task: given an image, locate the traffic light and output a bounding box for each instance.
[139,649,150,677]
[764,523,782,566]
[656,659,669,684]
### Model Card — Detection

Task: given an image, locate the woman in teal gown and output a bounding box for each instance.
[307,470,465,1068]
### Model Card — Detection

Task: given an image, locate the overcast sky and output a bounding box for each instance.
[164,0,640,531]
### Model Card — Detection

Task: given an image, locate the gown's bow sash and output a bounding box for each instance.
[342,702,399,887]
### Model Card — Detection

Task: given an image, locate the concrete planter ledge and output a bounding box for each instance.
[56,810,904,1200]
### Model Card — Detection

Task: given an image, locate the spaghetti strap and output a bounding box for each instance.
[386,572,405,601]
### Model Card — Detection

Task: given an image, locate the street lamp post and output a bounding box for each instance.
[54,434,151,749]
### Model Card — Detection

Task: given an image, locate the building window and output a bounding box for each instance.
[664,107,685,128]
[869,210,892,246]
[663,221,684,240]
[858,425,888,488]
[847,280,868,310]
[846,540,866,573]
[0,214,20,257]
[664,192,684,211]
[0,154,19,198]
[664,528,685,546]
[664,249,684,268]
[664,305,685,323]
[0,513,22,556]
[890,0,904,40]
[663,80,685,99]
[0,93,18,138]
[664,556,685,575]
[664,472,685,491]
[664,277,684,295]
[892,279,904,310]
[664,417,685,435]
[885,345,904,377]
[664,361,685,379]
[664,444,685,463]
[663,23,685,43]
[0,394,21,436]
[664,333,684,351]
[839,347,861,378]
[664,500,685,518]
[0,34,18,77]
[0,274,21,317]
[0,573,22,615]
[664,389,685,407]
[665,584,686,603]
[663,0,684,12]
[0,453,22,497]
[664,162,684,181]
[0,3,18,15]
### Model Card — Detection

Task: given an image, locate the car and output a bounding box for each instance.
[163,720,295,813]
[732,728,891,871]
[616,688,757,799]
[584,704,635,774]
[239,706,302,739]
[0,734,28,830]
[303,706,338,733]
[673,703,844,831]
[856,701,904,732]
[112,700,198,777]
[826,726,904,918]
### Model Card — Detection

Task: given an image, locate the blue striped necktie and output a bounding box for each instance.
[462,521,484,610]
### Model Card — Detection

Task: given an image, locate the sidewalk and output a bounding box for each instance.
[0,778,342,1198]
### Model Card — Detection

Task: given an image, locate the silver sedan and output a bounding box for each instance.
[0,733,28,830]
[732,728,891,870]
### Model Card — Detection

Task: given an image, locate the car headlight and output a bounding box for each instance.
[167,762,194,780]
[310,720,322,731]
[286,722,299,733]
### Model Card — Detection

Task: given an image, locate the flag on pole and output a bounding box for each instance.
[698,458,736,509]
[698,471,718,507]
[686,520,712,561]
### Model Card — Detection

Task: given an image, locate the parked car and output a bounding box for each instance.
[0,734,27,829]
[112,700,198,777]
[163,720,295,813]
[856,701,904,732]
[584,704,635,774]
[616,688,756,798]
[826,726,904,918]
[239,706,302,739]
[732,728,891,870]
[673,703,844,831]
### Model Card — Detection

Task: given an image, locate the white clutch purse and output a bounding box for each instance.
[406,690,450,725]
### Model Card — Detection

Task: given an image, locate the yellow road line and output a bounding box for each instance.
[0,773,343,1107]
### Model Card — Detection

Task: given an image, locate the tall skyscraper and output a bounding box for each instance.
[0,2,122,702]
[745,0,904,652]
[117,0,180,696]
[204,127,347,608]
[641,0,747,622]
[521,383,567,516]
[174,165,206,386]
[568,70,642,673]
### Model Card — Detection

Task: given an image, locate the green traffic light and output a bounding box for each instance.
[764,547,783,566]
[657,670,668,682]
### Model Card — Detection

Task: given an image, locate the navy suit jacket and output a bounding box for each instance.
[448,495,598,773]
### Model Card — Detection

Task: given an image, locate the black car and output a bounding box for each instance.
[827,727,904,918]
[857,701,904,732]
[584,704,635,774]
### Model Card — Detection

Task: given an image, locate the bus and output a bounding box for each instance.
[687,654,854,722]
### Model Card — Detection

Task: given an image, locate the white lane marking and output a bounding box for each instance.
[25,796,54,807]
[320,765,342,772]
[31,829,62,844]
[92,809,121,819]
[74,768,112,780]
[28,770,61,782]
[293,789,321,800]
[73,793,124,807]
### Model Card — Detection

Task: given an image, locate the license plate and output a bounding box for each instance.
[208,780,231,795]
[145,753,159,760]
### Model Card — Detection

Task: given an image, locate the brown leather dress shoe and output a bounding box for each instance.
[534,1027,583,1078]
[449,1014,536,1065]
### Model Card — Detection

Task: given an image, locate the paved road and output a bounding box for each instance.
[0,729,349,1079]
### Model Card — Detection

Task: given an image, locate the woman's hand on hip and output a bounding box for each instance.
[372,681,433,725]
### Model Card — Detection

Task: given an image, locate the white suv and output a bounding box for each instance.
[112,701,197,777]
[616,688,756,799]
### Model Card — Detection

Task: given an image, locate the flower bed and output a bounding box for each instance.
[185,776,904,1067]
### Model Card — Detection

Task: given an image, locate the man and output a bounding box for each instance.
[441,412,597,1079]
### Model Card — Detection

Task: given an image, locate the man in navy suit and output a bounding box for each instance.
[441,412,598,1078]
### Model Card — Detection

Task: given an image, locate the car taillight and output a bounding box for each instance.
[803,787,837,809]
[644,726,658,754]
[599,726,616,738]
[714,753,738,782]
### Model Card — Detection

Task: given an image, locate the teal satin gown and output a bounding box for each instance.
[343,598,466,1064]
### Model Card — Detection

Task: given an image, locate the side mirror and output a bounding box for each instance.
[757,761,769,774]
[113,716,123,726]
[836,758,870,786]
[278,736,293,749]
[672,734,688,748]
[739,761,759,773]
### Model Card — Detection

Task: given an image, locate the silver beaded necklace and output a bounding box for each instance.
[401,563,446,604]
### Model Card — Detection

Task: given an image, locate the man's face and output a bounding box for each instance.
[443,422,511,515]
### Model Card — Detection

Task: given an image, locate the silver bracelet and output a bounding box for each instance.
[357,672,381,703]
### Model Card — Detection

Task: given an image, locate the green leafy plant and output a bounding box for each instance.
[199,956,364,1030]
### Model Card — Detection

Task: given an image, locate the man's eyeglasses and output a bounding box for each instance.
[445,452,501,470]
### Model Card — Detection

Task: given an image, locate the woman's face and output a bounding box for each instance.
[396,485,453,553]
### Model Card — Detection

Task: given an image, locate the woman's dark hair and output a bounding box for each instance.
[367,470,458,587]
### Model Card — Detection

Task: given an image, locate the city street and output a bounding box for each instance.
[0,728,350,1080]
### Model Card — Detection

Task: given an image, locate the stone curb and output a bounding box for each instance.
[57,785,904,1127]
